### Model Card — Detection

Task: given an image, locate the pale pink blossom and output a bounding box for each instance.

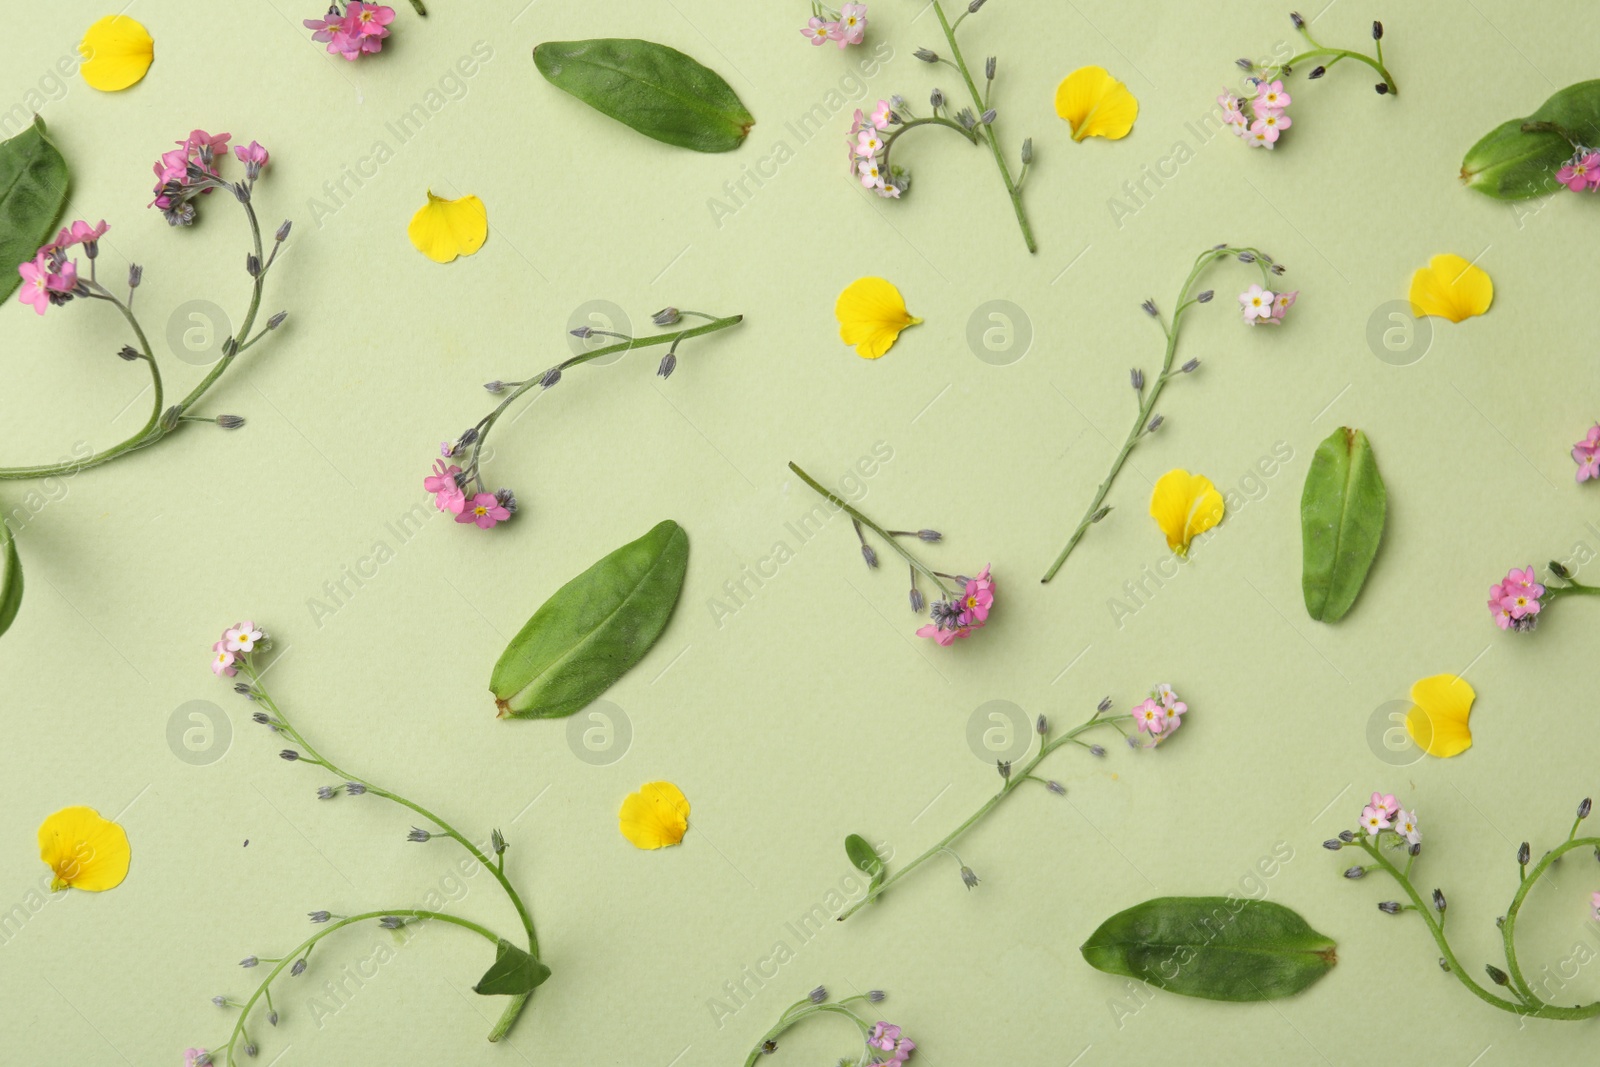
[802,17,838,45]
[1360,804,1391,837]
[424,460,466,515]
[836,3,868,46]
[1239,284,1275,321]
[870,99,894,130]
[1133,698,1164,736]
[224,621,264,654]
[211,642,238,678]
[1254,81,1291,111]
[1369,792,1399,819]
[1246,117,1282,147]
[1572,424,1600,482]
[1395,808,1421,846]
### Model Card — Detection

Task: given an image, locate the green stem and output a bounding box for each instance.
[1040,246,1275,584]
[930,1,1036,253]
[836,709,1116,921]
[879,114,980,178]
[742,995,875,1067]
[177,190,267,415]
[1282,44,1397,95]
[220,909,504,1066]
[787,461,952,598]
[1546,581,1600,602]
[245,663,539,1041]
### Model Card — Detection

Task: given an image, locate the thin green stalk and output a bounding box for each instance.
[836,708,1116,921]
[787,461,952,598]
[1040,246,1276,584]
[742,995,876,1067]
[930,1,1036,253]
[879,114,980,178]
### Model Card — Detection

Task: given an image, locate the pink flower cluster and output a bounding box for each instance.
[1219,80,1293,149]
[304,3,395,60]
[1573,424,1600,482]
[151,130,270,226]
[801,3,868,48]
[867,1021,916,1064]
[1131,684,1186,746]
[1239,284,1297,325]
[1557,151,1600,193]
[15,220,104,316]
[210,621,265,677]
[848,100,905,199]
[1359,792,1420,844]
[424,457,514,530]
[1488,566,1544,632]
[916,565,994,645]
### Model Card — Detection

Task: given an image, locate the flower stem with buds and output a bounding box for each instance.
[787,461,953,599]
[1277,16,1397,95]
[1040,245,1279,584]
[742,992,881,1067]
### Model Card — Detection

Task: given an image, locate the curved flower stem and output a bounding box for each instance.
[244,663,540,1041]
[742,995,876,1067]
[176,187,268,415]
[930,0,1036,253]
[1281,46,1397,94]
[1356,833,1600,1019]
[787,461,953,598]
[836,707,1119,921]
[1040,245,1276,584]
[462,313,743,495]
[879,115,980,177]
[220,909,503,1066]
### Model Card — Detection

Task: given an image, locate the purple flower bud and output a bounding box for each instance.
[1131,368,1145,390]
[308,911,331,923]
[1097,696,1113,712]
[1036,714,1048,735]
[1322,839,1343,850]
[657,351,678,379]
[1089,744,1105,757]
[809,986,827,1003]
[240,956,258,968]
[290,959,307,977]
[345,782,367,795]
[1343,866,1366,879]
[860,543,878,568]
[540,367,561,389]
[1433,888,1447,912]
[909,587,924,613]
[652,306,681,326]
[1046,780,1066,795]
[279,749,299,761]
[275,220,292,242]
[914,48,938,63]
[1378,901,1401,914]
[407,827,432,843]
[267,311,287,330]
[216,415,245,429]
[960,865,980,888]
[1140,299,1158,318]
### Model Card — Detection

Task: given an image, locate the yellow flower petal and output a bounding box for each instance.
[1054,66,1139,142]
[78,16,155,92]
[835,276,921,359]
[1149,469,1225,555]
[1407,254,1492,323]
[407,191,488,263]
[1405,673,1475,758]
[38,806,130,892]
[619,781,690,850]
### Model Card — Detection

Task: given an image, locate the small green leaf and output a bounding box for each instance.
[0,512,20,639]
[473,939,551,996]
[844,833,885,896]
[1081,897,1337,1002]
[534,39,754,153]
[1301,428,1386,622]
[1461,80,1600,199]
[0,116,70,304]
[491,520,689,719]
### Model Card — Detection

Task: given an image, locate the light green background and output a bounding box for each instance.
[3,1,1599,1063]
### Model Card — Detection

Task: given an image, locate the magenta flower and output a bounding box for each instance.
[1246,117,1282,147]
[958,565,994,625]
[1489,566,1545,631]
[1557,152,1600,192]
[802,16,838,45]
[16,253,56,315]
[234,140,270,180]
[348,2,395,36]
[52,219,108,251]
[915,619,971,645]
[424,459,466,515]
[185,1051,210,1067]
[1572,424,1600,483]
[456,492,511,529]
[868,1022,915,1062]
[303,7,346,43]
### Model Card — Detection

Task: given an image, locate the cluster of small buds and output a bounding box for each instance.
[1129,684,1187,747]
[1556,150,1600,193]
[1487,566,1545,632]
[303,2,396,61]
[1238,283,1298,325]
[801,2,868,48]
[847,99,909,198]
[1572,423,1600,481]
[915,565,994,646]
[210,621,267,678]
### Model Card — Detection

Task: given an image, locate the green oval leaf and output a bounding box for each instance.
[1081,897,1337,1002]
[844,832,885,889]
[0,512,21,639]
[1462,80,1600,199]
[534,39,754,153]
[491,519,689,719]
[1301,427,1386,623]
[473,938,551,996]
[0,116,69,304]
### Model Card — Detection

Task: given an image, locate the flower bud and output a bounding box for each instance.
[1438,958,1451,972]
[1047,780,1066,795]
[240,956,259,968]
[810,986,827,1003]
[1433,888,1447,913]
[1409,842,1421,857]
[1322,839,1343,851]
[1141,298,1158,317]
[316,785,336,800]
[1237,251,1256,263]
[909,587,924,613]
[1036,714,1048,735]
[540,367,562,389]
[914,48,939,63]
[118,345,141,361]
[280,749,300,761]
[1097,696,1113,712]
[1090,506,1111,523]
[1372,20,1384,39]
[968,0,987,11]
[960,865,980,888]
[860,543,879,568]
[1338,830,1356,843]
[346,781,367,795]
[1236,58,1254,71]
[484,380,505,394]
[1290,11,1305,29]
[267,310,287,330]
[570,326,594,339]
[1147,414,1164,433]
[1020,137,1033,165]
[1196,289,1214,303]
[657,351,678,379]
[407,827,432,843]
[1308,65,1326,79]
[309,911,331,923]
[652,306,681,326]
[128,264,143,288]
[492,829,507,854]
[1486,964,1509,986]
[1131,368,1145,390]
[275,220,292,242]
[1375,82,1390,95]
[1378,901,1401,914]
[997,759,1011,781]
[211,993,227,1006]
[246,253,260,277]
[268,1012,279,1026]
[1343,866,1366,879]
[1518,841,1530,865]
[1550,560,1571,579]
[1580,797,1592,819]
[290,959,307,976]
[379,916,406,929]
[868,989,886,1003]
[216,415,245,429]
[979,108,997,125]
[1180,359,1200,374]
[1089,744,1106,757]
[930,87,945,109]
[985,56,996,80]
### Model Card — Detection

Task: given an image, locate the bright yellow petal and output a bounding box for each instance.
[78,16,155,92]
[835,276,921,359]
[1407,254,1492,323]
[1054,66,1139,142]
[407,191,488,264]
[619,781,690,850]
[38,806,131,892]
[1149,469,1225,555]
[1404,673,1475,758]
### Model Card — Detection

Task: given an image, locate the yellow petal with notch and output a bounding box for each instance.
[1407,254,1492,323]
[1405,673,1474,758]
[79,16,155,92]
[835,276,922,359]
[38,806,131,892]
[407,191,488,263]
[1054,66,1139,142]
[619,781,691,850]
[1149,469,1225,555]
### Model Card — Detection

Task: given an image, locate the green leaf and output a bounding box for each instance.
[533,39,754,153]
[1461,80,1600,199]
[1081,897,1337,1002]
[473,939,551,996]
[491,519,689,719]
[1301,427,1386,623]
[844,833,885,897]
[0,512,20,639]
[0,116,70,304]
